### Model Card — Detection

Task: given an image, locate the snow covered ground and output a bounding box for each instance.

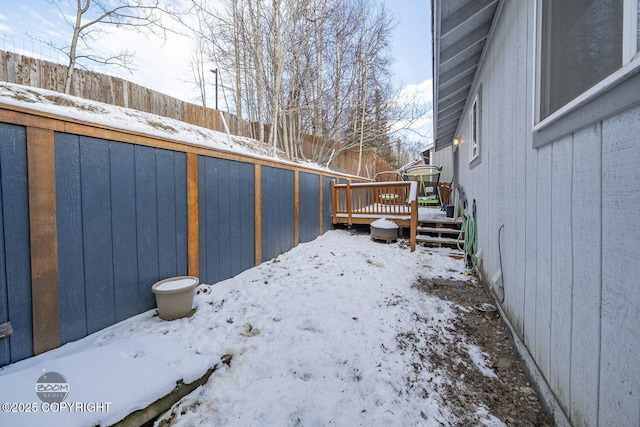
[0,230,505,427]
[0,81,508,426]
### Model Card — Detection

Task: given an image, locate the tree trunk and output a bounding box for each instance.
[64,0,91,94]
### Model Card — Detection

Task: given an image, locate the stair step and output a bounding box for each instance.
[416,226,463,235]
[416,236,464,246]
[417,218,463,226]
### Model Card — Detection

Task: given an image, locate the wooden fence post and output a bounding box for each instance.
[27,127,61,355]
[410,199,417,252]
[294,170,299,246]
[319,175,324,234]
[254,164,262,265]
[186,153,199,277]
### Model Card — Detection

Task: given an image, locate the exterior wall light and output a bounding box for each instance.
[453,137,461,146]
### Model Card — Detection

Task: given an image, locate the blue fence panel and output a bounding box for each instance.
[0,123,32,366]
[56,133,87,344]
[135,144,160,312]
[261,167,294,261]
[3,121,338,365]
[323,176,334,233]
[198,156,255,284]
[56,134,187,344]
[80,138,116,334]
[237,162,255,273]
[109,142,139,322]
[133,145,188,312]
[299,172,320,243]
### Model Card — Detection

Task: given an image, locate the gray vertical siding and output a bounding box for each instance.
[570,125,602,425]
[0,123,32,365]
[198,156,255,284]
[452,1,640,425]
[298,172,320,243]
[56,134,187,343]
[599,108,640,427]
[261,166,294,261]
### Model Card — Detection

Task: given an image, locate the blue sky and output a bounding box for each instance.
[383,0,432,86]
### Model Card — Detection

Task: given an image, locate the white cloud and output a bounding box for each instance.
[392,78,434,146]
[398,79,433,105]
[88,25,198,102]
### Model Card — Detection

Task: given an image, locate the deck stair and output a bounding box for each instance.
[415,215,463,248]
[331,180,467,252]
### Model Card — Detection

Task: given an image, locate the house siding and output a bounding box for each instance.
[450,1,639,426]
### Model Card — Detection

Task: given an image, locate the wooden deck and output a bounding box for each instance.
[331,180,418,250]
[331,179,464,251]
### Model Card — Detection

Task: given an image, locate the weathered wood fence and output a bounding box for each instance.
[0,50,391,177]
[0,102,356,367]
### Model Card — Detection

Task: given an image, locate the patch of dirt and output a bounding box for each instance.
[413,275,553,426]
[146,119,177,133]
[42,94,101,112]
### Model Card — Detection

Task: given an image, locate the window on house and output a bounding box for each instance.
[423,149,431,165]
[537,0,639,122]
[470,93,480,162]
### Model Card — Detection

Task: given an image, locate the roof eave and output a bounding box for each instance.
[432,0,505,152]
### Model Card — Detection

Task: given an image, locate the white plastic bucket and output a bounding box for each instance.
[151,276,199,320]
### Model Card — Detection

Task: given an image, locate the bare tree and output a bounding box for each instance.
[189,38,209,107]
[48,0,182,94]
[189,0,425,170]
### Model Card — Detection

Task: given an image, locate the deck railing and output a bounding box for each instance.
[331,180,417,251]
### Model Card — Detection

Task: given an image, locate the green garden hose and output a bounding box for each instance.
[458,213,478,273]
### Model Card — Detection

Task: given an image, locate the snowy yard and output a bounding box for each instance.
[0,230,549,426]
[156,230,486,426]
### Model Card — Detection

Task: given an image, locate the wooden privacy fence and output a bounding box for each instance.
[0,50,392,177]
[331,180,417,251]
[0,103,353,367]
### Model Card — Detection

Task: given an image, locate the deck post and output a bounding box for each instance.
[410,193,418,252]
[346,179,352,226]
[331,179,337,224]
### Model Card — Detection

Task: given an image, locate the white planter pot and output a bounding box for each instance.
[151,276,199,320]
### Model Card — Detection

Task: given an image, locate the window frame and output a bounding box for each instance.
[469,90,481,166]
[533,0,640,136]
